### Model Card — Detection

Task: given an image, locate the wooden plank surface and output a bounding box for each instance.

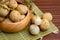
[34,0,60,40]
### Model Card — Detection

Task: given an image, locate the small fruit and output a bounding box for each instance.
[32,15,42,25]
[0,7,9,17]
[29,24,40,35]
[17,4,28,14]
[20,15,25,20]
[9,0,18,9]
[40,19,50,31]
[0,17,5,22]
[9,10,21,22]
[43,12,53,21]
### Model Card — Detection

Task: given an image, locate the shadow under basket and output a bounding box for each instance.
[0,10,31,32]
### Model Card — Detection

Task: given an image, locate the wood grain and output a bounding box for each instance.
[34,0,60,40]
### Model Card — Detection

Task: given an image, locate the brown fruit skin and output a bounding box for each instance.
[0,10,31,32]
[40,19,50,31]
[16,4,28,15]
[0,7,9,17]
[9,0,18,9]
[43,12,53,21]
[20,15,25,20]
[9,10,21,22]
[0,17,5,22]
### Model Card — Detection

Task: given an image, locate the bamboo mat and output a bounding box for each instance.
[0,2,58,40]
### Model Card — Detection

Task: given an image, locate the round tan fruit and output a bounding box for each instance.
[17,4,28,15]
[40,19,50,31]
[9,0,18,9]
[0,7,9,17]
[43,12,53,21]
[9,10,21,22]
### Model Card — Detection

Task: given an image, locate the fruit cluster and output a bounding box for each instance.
[29,12,53,35]
[0,0,28,22]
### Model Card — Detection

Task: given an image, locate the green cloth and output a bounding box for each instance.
[0,2,58,40]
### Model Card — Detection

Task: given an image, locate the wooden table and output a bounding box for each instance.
[34,0,60,40]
